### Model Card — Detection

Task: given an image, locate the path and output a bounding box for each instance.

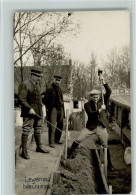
[15,123,65,195]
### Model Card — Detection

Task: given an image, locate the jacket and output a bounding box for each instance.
[18,78,43,118]
[84,83,112,130]
[42,83,64,113]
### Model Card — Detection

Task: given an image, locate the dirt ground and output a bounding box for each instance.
[52,138,98,195]
[107,143,131,194]
[51,127,131,195]
[107,126,131,194]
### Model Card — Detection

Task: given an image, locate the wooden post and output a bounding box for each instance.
[100,79,105,106]
[109,185,112,194]
[101,164,104,174]
[95,149,109,194]
[65,110,69,159]
[104,148,107,179]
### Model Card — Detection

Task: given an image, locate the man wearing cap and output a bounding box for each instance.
[18,66,49,160]
[42,74,64,148]
[68,73,114,171]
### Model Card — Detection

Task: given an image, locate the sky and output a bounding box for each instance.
[58,10,130,66]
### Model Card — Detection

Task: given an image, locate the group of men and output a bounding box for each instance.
[18,66,114,171]
[18,66,64,159]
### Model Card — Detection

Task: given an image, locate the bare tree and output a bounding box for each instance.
[87,52,98,90]
[119,46,130,88]
[70,52,98,99]
[28,12,79,66]
[14,12,79,82]
[103,46,130,89]
[13,12,43,37]
[14,12,44,81]
[14,12,79,66]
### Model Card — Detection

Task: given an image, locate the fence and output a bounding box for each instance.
[109,96,131,147]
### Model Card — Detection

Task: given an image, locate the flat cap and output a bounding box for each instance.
[89,89,101,95]
[54,74,62,79]
[31,66,44,77]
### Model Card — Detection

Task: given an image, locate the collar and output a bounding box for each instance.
[29,78,37,85]
[52,83,59,89]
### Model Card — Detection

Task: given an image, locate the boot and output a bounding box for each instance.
[34,134,49,153]
[49,143,55,148]
[55,141,63,145]
[20,134,30,160]
[48,126,55,148]
[107,149,115,171]
[67,141,79,158]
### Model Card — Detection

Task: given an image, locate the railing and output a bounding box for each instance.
[108,95,131,147]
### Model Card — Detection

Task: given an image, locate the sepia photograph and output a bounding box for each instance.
[14,10,131,195]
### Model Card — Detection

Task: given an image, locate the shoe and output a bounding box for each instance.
[67,141,79,158]
[49,144,55,148]
[21,149,30,159]
[36,146,49,153]
[34,133,49,153]
[56,141,63,145]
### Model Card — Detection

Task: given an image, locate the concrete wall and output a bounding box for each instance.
[64,101,73,116]
[64,100,84,116]
[14,100,85,127]
[14,108,23,126]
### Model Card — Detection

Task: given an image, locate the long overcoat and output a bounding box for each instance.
[18,78,43,118]
[42,83,64,117]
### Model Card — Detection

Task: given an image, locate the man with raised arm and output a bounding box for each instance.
[68,70,114,171]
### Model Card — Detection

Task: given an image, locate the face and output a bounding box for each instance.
[90,94,100,103]
[54,78,61,86]
[31,74,41,83]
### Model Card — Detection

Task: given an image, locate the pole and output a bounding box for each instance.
[101,164,104,174]
[109,185,112,194]
[100,77,105,106]
[65,109,69,159]
[104,148,107,179]
[98,70,105,106]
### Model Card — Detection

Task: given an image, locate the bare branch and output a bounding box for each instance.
[14,13,43,36]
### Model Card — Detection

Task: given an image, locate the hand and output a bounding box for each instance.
[99,74,104,81]
[29,109,36,115]
[99,75,106,84]
[41,94,44,98]
[101,105,106,110]
[99,105,106,113]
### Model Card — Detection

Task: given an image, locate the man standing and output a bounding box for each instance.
[68,71,114,171]
[42,75,64,148]
[18,66,49,160]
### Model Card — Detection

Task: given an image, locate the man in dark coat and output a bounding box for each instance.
[68,73,114,171]
[18,66,49,160]
[42,75,64,148]
[84,84,110,148]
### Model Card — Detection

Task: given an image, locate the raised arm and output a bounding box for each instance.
[104,83,112,104]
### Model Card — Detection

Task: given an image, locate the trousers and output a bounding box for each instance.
[76,126,108,148]
[48,107,63,144]
[22,117,42,135]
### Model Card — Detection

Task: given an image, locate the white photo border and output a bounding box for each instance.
[0,0,136,194]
